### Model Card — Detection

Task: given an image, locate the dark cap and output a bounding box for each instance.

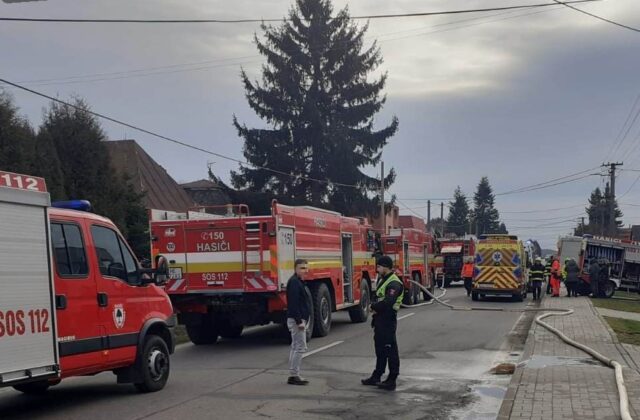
[377,255,393,269]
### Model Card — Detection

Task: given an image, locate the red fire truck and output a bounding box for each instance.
[381,228,435,304]
[0,170,174,395]
[439,237,476,288]
[150,202,378,344]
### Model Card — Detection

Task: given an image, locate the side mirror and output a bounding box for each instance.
[154,256,169,286]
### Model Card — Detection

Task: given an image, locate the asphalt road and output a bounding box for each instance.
[0,286,534,420]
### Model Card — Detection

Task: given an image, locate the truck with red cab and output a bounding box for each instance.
[0,170,174,395]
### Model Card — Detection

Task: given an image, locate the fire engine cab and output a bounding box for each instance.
[0,170,174,395]
[150,201,378,343]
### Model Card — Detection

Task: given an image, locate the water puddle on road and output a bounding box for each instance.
[449,382,508,420]
[520,355,600,369]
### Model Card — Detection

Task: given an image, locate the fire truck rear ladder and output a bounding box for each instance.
[244,221,264,282]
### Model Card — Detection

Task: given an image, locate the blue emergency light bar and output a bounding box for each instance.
[52,200,92,212]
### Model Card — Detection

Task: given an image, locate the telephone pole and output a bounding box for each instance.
[380,161,385,234]
[603,162,623,235]
[427,200,431,230]
[440,202,444,237]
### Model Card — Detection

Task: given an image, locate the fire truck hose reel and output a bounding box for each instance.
[408,280,632,420]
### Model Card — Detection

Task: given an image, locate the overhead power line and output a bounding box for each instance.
[0,76,363,189]
[551,0,640,33]
[501,204,586,214]
[494,167,600,196]
[398,167,600,202]
[605,94,640,162]
[7,6,565,89]
[5,5,568,89]
[0,1,598,24]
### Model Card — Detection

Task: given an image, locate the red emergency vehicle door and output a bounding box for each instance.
[90,224,147,365]
[50,219,104,373]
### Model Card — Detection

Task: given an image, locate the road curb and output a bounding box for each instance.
[496,300,539,420]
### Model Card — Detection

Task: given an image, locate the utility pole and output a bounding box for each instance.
[581,216,585,234]
[603,162,623,236]
[440,202,444,237]
[427,200,431,230]
[380,161,385,235]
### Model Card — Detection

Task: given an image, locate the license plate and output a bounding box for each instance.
[169,267,183,280]
[477,283,494,289]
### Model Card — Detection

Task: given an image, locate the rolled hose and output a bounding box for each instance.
[407,280,632,420]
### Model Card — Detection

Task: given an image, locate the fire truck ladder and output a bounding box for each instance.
[244,221,264,281]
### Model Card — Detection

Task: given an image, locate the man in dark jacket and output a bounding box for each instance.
[361,255,404,391]
[599,259,611,297]
[589,259,601,298]
[564,258,580,297]
[545,258,553,295]
[286,259,311,385]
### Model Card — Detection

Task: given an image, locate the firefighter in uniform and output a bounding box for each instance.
[530,258,545,301]
[361,255,404,391]
[544,258,552,295]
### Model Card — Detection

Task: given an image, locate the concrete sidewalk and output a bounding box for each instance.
[498,292,640,420]
[596,307,640,323]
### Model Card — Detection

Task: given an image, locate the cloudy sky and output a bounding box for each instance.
[1,0,639,247]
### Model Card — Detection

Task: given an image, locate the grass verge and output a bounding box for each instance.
[603,316,640,346]
[592,298,640,314]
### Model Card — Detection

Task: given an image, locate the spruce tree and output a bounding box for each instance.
[38,99,149,257]
[446,186,470,237]
[0,92,36,175]
[471,177,503,235]
[583,185,622,235]
[232,0,398,217]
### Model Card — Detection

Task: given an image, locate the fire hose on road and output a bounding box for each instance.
[406,280,632,420]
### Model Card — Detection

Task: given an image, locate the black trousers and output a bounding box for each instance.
[546,276,552,294]
[373,328,399,380]
[464,277,472,295]
[532,281,542,301]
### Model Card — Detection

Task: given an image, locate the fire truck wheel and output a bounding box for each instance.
[412,274,421,304]
[186,315,219,345]
[424,281,434,301]
[311,283,332,337]
[13,380,50,395]
[219,321,243,339]
[471,292,479,301]
[349,281,370,323]
[603,281,616,299]
[135,335,170,393]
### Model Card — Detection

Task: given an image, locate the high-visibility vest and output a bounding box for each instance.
[461,263,474,278]
[376,273,404,312]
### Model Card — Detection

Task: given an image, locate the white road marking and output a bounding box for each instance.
[302,340,344,358]
[398,312,415,320]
